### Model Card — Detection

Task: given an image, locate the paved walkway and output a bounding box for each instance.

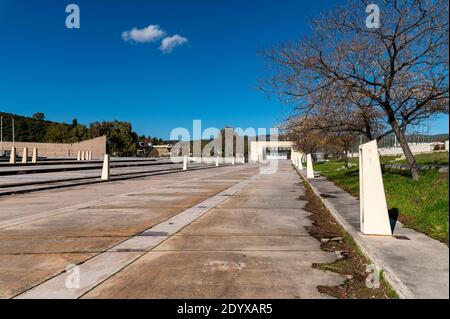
[0,161,342,298]
[299,169,449,299]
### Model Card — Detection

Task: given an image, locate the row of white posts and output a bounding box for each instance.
[182,155,242,171]
[6,147,94,164]
[292,153,315,179]
[100,155,244,182]
[8,147,38,164]
[291,141,392,236]
[76,150,93,161]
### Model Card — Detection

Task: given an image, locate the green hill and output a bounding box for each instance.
[0,112,160,156]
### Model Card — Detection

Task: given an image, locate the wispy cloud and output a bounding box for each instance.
[159,35,189,53]
[122,25,166,43]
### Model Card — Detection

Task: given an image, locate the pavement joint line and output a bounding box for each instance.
[0,165,255,230]
[0,164,237,197]
[4,167,258,296]
[13,171,259,299]
[151,234,313,237]
[143,249,324,252]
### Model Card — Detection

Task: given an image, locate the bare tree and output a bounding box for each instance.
[285,115,359,166]
[262,0,449,180]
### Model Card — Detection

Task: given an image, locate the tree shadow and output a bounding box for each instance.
[388,208,399,233]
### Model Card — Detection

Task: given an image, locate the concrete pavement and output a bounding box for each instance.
[299,168,449,299]
[0,161,343,298]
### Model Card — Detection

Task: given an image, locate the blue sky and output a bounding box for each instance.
[0,0,448,139]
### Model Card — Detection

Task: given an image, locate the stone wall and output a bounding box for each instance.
[1,136,107,159]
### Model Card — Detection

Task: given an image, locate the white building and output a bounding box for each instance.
[249,141,302,162]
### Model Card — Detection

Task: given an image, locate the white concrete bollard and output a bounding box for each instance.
[32,148,38,164]
[77,150,81,161]
[81,150,86,161]
[306,154,314,179]
[231,157,235,165]
[88,151,92,161]
[101,154,110,180]
[22,147,28,164]
[359,140,392,236]
[216,156,220,167]
[183,155,188,171]
[9,147,16,164]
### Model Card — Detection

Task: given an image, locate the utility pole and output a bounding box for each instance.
[12,118,15,147]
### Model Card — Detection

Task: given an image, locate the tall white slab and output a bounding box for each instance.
[101,154,110,180]
[306,154,314,179]
[183,155,188,171]
[215,156,219,167]
[9,147,16,164]
[231,157,235,165]
[77,150,81,161]
[359,140,392,236]
[32,148,38,164]
[81,150,86,161]
[22,147,28,163]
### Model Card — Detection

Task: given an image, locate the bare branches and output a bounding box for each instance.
[261,0,448,180]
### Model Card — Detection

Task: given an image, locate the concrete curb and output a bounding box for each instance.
[294,166,413,299]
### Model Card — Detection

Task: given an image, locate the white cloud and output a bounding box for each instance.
[122,25,166,43]
[159,35,189,53]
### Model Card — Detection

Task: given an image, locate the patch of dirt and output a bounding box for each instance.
[301,177,397,299]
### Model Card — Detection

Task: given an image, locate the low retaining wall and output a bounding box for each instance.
[383,163,449,173]
[1,136,106,159]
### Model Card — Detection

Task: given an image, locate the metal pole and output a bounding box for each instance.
[12,118,15,147]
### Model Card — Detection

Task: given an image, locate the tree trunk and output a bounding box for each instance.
[390,121,421,181]
[342,150,349,168]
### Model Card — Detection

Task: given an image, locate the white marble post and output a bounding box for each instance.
[9,147,16,164]
[359,140,392,236]
[22,147,28,164]
[32,148,38,164]
[183,155,188,171]
[101,154,110,180]
[306,154,314,179]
